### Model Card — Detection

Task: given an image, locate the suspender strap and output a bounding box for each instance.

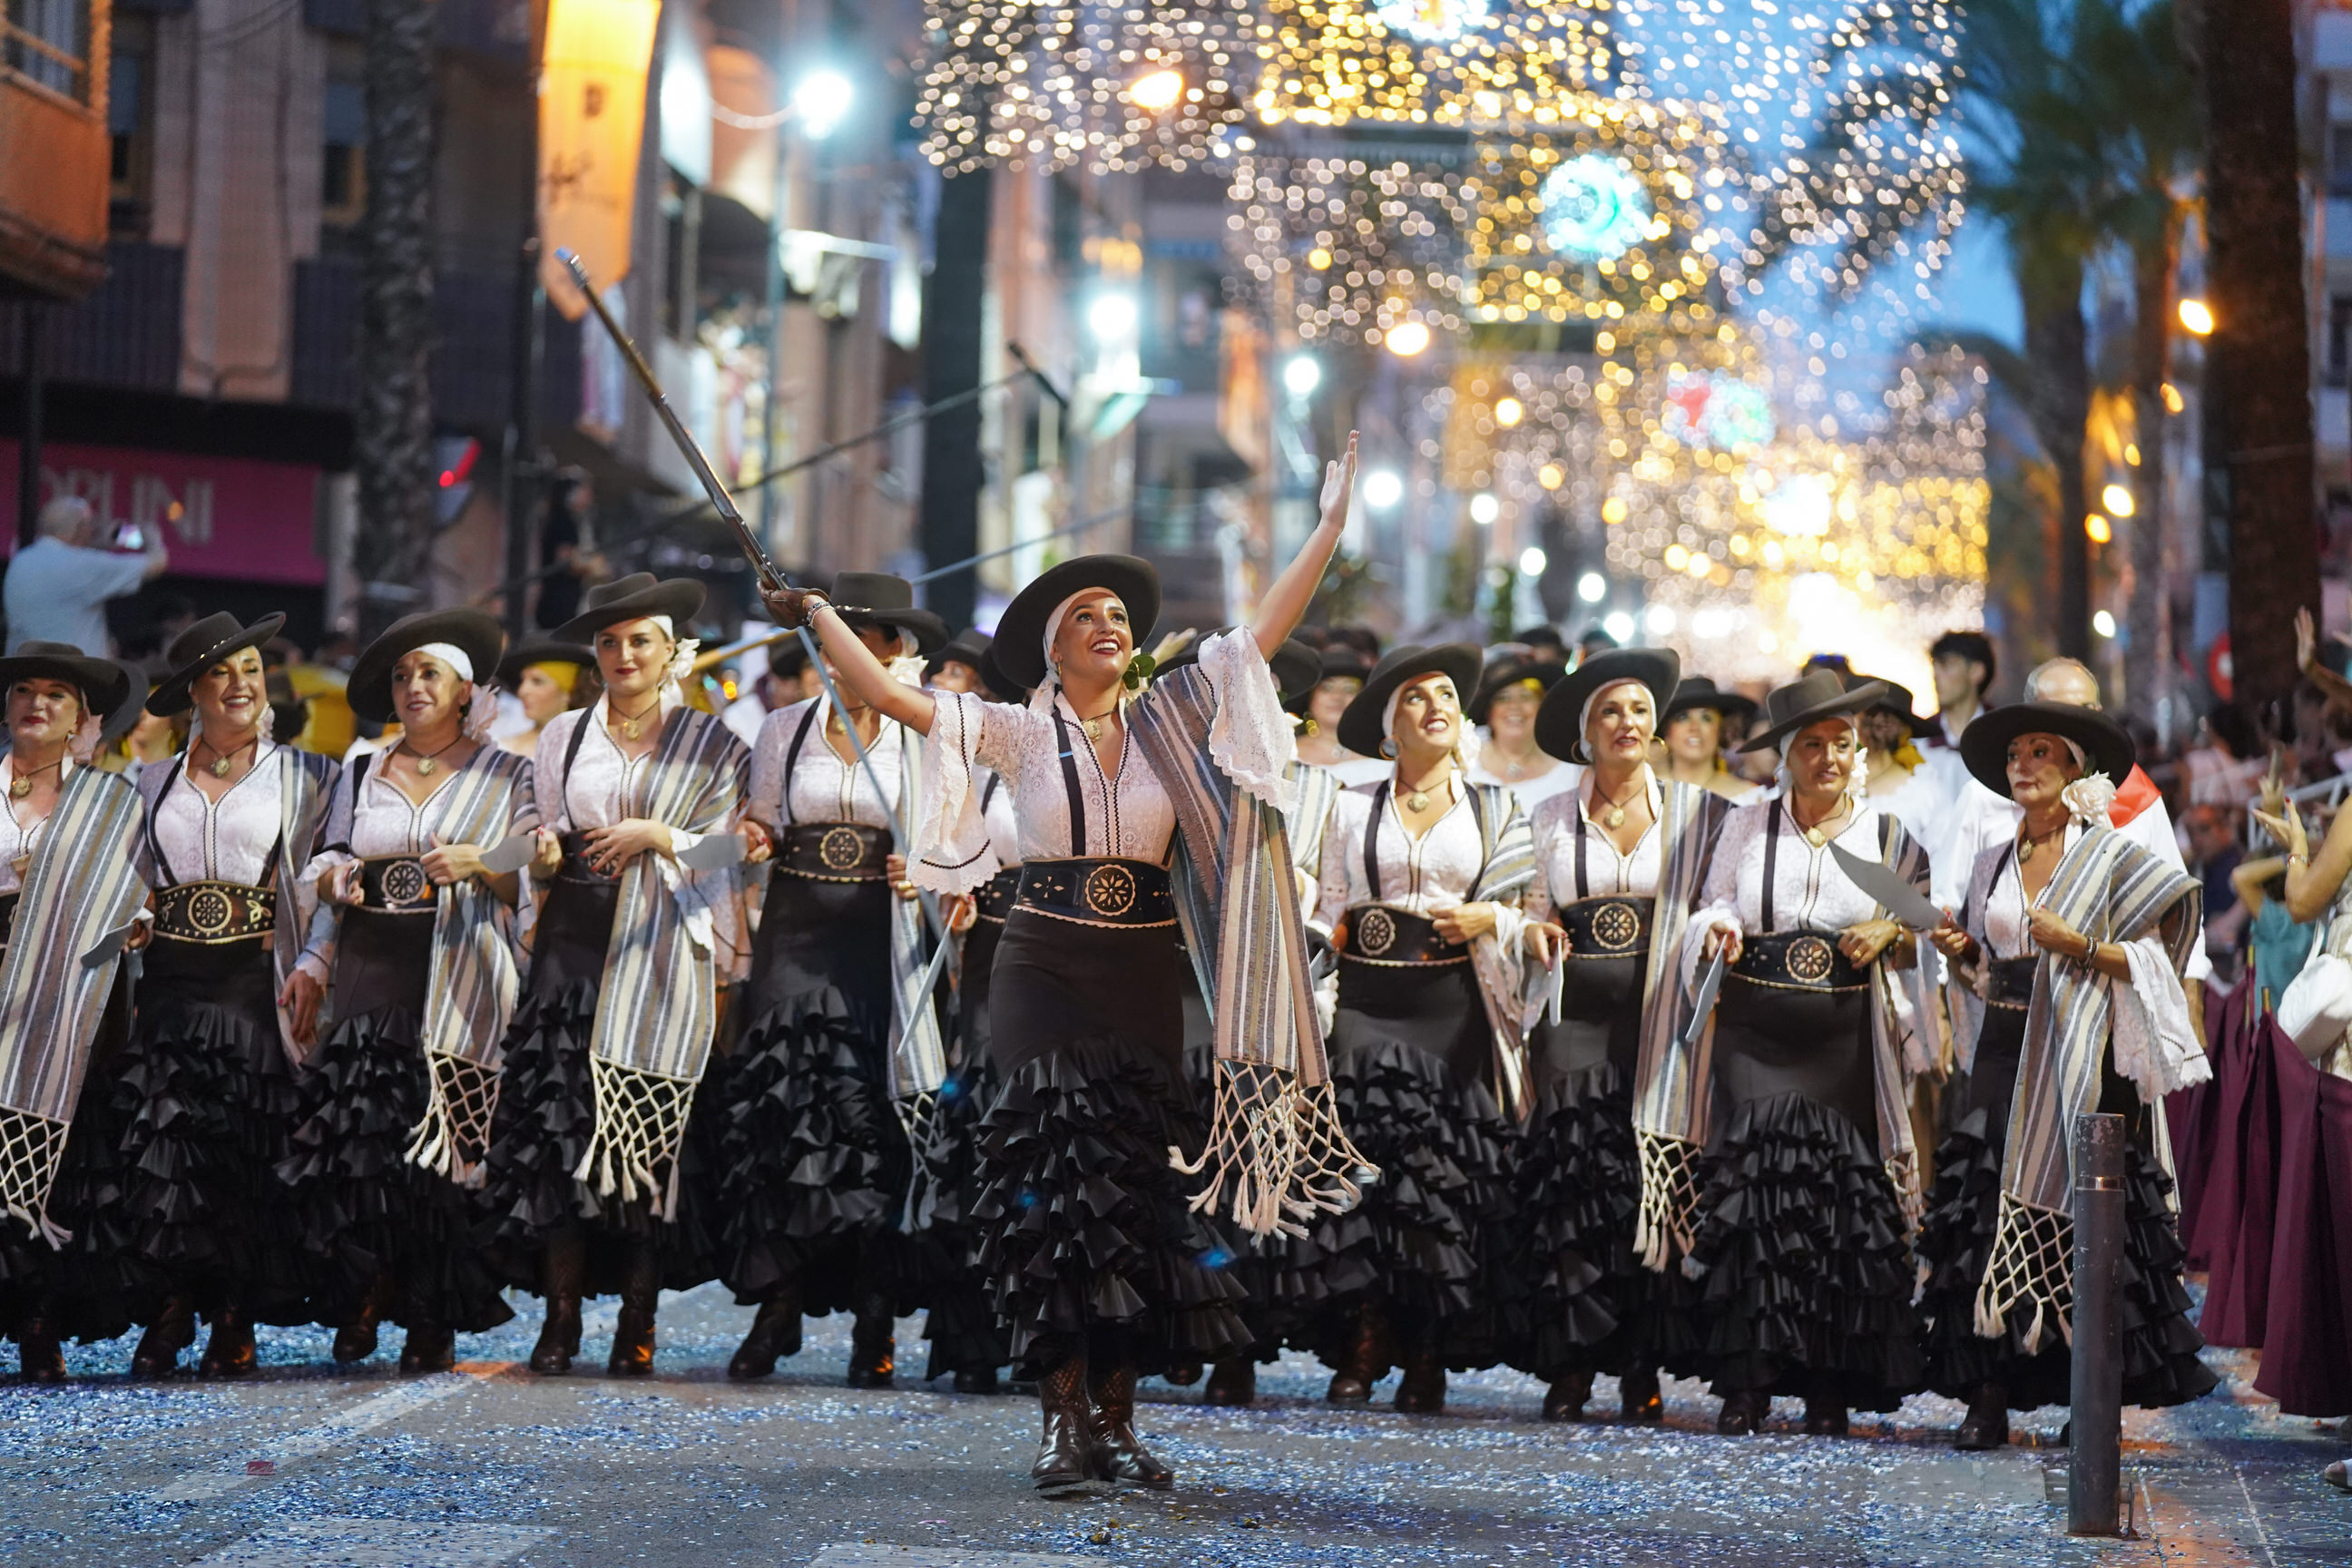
[1573,800,1591,901]
[1762,801,1781,932]
[557,708,594,828]
[323,750,375,857]
[1050,712,1088,857]
[144,757,187,887]
[779,702,821,828]
[1363,781,1390,902]
[981,772,1000,814]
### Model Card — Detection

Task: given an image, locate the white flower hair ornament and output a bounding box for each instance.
[2061,771,2119,826]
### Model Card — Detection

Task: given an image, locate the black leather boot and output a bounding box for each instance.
[952,1365,1000,1395]
[333,1276,387,1364]
[1954,1381,2010,1451]
[1089,1360,1173,1489]
[15,1318,64,1383]
[606,1244,659,1377]
[728,1289,802,1381]
[1393,1347,1446,1415]
[399,1321,456,1375]
[131,1296,195,1380]
[847,1290,895,1388]
[198,1306,256,1378]
[1031,1351,1096,1493]
[1715,1387,1770,1436]
[1326,1302,1391,1403]
[1543,1368,1594,1422]
[529,1231,585,1376]
[1801,1374,1849,1437]
[1620,1366,1664,1423]
[1202,1357,1256,1406]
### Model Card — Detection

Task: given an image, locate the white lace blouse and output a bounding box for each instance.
[748,697,906,832]
[147,743,289,887]
[534,689,713,857]
[1967,825,2088,962]
[932,689,1177,864]
[1524,772,1663,925]
[0,753,74,896]
[978,769,1021,869]
[1314,779,1494,927]
[1691,796,1887,941]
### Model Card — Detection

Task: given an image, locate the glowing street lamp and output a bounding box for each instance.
[1087,291,1139,346]
[1468,492,1500,525]
[1384,319,1432,358]
[1282,355,1321,398]
[1576,572,1606,603]
[1363,469,1405,509]
[2178,298,2214,336]
[2100,484,2134,517]
[792,70,854,139]
[1127,67,1184,113]
[1517,546,1547,577]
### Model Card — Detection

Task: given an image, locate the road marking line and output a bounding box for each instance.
[808,1549,1098,1568]
[148,1286,711,1502]
[2232,1465,2280,1568]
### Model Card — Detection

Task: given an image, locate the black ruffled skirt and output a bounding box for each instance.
[902,907,1010,1379]
[98,932,311,1325]
[480,874,717,1295]
[1685,973,1922,1409]
[1917,1003,2217,1410]
[972,909,1249,1375]
[1,957,137,1343]
[716,869,908,1315]
[279,908,513,1333]
[1506,950,1700,1382]
[1289,956,1514,1370]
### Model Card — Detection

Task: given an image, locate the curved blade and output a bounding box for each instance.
[1828,840,1944,929]
[1680,948,1727,1049]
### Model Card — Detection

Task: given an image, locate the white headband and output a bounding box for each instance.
[1576,678,1651,760]
[411,642,475,684]
[1041,589,1121,677]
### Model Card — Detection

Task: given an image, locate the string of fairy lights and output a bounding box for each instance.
[909,0,1983,671]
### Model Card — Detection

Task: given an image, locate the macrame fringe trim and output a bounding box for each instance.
[573,1057,699,1219]
[1973,1192,2073,1353]
[1633,1129,1700,1272]
[405,1049,503,1189]
[1885,1149,1924,1234]
[0,1107,71,1249]
[1171,1062,1378,1240]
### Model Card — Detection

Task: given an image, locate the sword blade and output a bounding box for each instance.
[1827,840,1945,929]
[1681,947,1727,1048]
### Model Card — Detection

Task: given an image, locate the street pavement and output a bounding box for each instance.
[5,1283,2344,1567]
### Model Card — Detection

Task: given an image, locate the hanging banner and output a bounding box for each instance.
[538,0,662,320]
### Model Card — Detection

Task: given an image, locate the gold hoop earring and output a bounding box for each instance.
[1378,738,1399,760]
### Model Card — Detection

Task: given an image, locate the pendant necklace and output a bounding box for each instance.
[1404,772,1446,813]
[200,733,258,779]
[1075,707,1118,743]
[2018,825,2065,865]
[1791,802,1838,847]
[6,759,56,800]
[403,736,464,777]
[612,695,662,742]
[1593,776,1643,830]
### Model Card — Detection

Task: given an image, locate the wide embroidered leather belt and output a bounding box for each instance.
[359,855,438,914]
[1015,858,1175,927]
[553,831,621,886]
[973,865,1023,923]
[1340,904,1466,966]
[1558,895,1651,960]
[1984,956,2038,1011]
[154,880,276,944]
[1731,929,1868,993]
[776,822,891,882]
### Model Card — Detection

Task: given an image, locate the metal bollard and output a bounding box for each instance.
[2068,1111,2126,1537]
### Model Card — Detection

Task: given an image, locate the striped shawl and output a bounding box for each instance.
[0,766,149,1244]
[1459,782,1538,1117]
[542,704,748,1215]
[1969,825,2201,1350]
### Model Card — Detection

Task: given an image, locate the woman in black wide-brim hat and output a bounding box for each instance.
[1289,642,1536,1417]
[1662,670,1940,1435]
[99,612,341,1378]
[478,574,750,1378]
[277,610,530,1374]
[715,572,973,1390]
[496,636,597,760]
[1501,648,1733,1424]
[0,646,152,1378]
[1657,677,1759,801]
[1919,702,2212,1449]
[767,436,1366,1493]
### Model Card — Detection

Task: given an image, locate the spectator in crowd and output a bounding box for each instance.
[1513,624,1569,667]
[1573,622,1618,662]
[2,495,170,654]
[1926,630,1996,749]
[2182,704,2265,808]
[533,471,600,631]
[2181,804,2248,981]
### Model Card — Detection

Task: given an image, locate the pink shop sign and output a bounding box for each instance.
[0,440,327,586]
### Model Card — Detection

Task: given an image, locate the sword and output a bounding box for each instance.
[1681,947,1727,1050]
[1828,841,1946,931]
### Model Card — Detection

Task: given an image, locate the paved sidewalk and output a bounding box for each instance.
[2,1286,2342,1566]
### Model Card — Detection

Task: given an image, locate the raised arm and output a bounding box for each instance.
[1252,432,1358,658]
[760,591,937,736]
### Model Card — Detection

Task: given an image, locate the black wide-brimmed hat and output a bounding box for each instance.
[99,661,151,746]
[1152,629,1320,706]
[1534,646,1681,764]
[992,554,1161,690]
[1337,642,1483,759]
[495,635,597,691]
[552,573,707,644]
[975,642,1027,703]
[1286,644,1374,717]
[1661,674,1757,729]
[0,641,135,731]
[828,571,948,657]
[923,626,993,683]
[345,608,506,724]
[1849,673,1938,738]
[1738,669,1887,755]
[1467,653,1564,726]
[147,611,289,717]
[1958,700,2135,799]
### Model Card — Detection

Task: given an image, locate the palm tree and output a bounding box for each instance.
[2181,0,2318,715]
[353,0,440,642]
